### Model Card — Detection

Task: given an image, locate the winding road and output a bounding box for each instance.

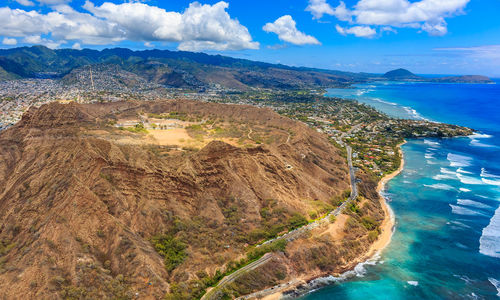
[201,144,358,300]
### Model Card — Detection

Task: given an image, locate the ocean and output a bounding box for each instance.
[299,81,500,299]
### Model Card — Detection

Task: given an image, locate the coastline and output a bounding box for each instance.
[245,141,406,299]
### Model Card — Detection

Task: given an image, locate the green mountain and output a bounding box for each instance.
[0,46,368,89]
[0,46,493,88]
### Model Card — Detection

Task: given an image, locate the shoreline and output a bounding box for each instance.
[252,141,406,300]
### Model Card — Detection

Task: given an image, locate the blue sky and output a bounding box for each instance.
[1,0,500,76]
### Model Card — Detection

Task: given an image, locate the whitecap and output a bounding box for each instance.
[353,252,380,277]
[424,139,440,146]
[372,98,397,106]
[457,168,474,174]
[441,167,457,175]
[479,206,500,258]
[304,253,382,289]
[457,173,485,185]
[457,199,492,210]
[469,133,496,148]
[425,153,435,159]
[449,204,486,217]
[424,183,455,190]
[433,174,457,180]
[482,178,500,186]
[404,106,427,120]
[481,168,500,179]
[407,281,419,286]
[427,160,437,165]
[447,153,473,167]
[488,278,500,297]
[459,188,471,192]
[469,133,493,139]
[470,139,497,148]
[449,220,472,229]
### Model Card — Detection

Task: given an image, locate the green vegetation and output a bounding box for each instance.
[120,123,148,134]
[0,239,15,256]
[185,124,205,141]
[151,234,187,272]
[360,216,378,231]
[165,239,287,300]
[348,202,360,214]
[288,213,308,229]
[329,215,337,223]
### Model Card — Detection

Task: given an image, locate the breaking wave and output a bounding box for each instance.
[424,183,455,190]
[447,153,473,167]
[456,199,492,210]
[450,204,487,217]
[479,206,500,258]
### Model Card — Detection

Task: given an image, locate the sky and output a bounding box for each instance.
[1,0,500,76]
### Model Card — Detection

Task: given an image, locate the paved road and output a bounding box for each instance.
[201,254,273,300]
[201,145,358,300]
[346,145,358,200]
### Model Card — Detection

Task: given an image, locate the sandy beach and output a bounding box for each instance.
[365,140,406,258]
[251,141,406,300]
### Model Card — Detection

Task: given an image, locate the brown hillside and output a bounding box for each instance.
[0,100,350,299]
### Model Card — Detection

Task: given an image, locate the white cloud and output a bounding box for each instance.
[0,1,259,51]
[71,42,81,49]
[306,0,352,21]
[2,37,17,45]
[306,0,334,19]
[23,35,62,48]
[325,0,470,37]
[83,1,258,51]
[263,15,320,46]
[332,2,352,22]
[15,0,35,6]
[0,6,123,45]
[336,24,376,38]
[36,0,72,5]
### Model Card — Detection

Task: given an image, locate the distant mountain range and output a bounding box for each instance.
[0,46,494,89]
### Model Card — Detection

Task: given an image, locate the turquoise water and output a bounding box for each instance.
[299,82,500,299]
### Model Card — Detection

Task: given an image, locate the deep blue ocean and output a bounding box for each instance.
[300,81,500,299]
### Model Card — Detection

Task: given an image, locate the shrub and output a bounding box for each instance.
[360,216,378,231]
[329,215,336,223]
[288,213,308,230]
[348,202,360,214]
[368,230,379,242]
[124,123,148,134]
[151,234,187,272]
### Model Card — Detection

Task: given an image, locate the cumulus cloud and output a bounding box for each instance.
[336,24,376,38]
[36,0,72,5]
[306,0,352,21]
[2,37,17,45]
[84,1,258,51]
[15,0,35,6]
[71,42,81,50]
[0,1,259,51]
[305,0,334,19]
[23,35,62,48]
[263,15,320,46]
[310,0,470,37]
